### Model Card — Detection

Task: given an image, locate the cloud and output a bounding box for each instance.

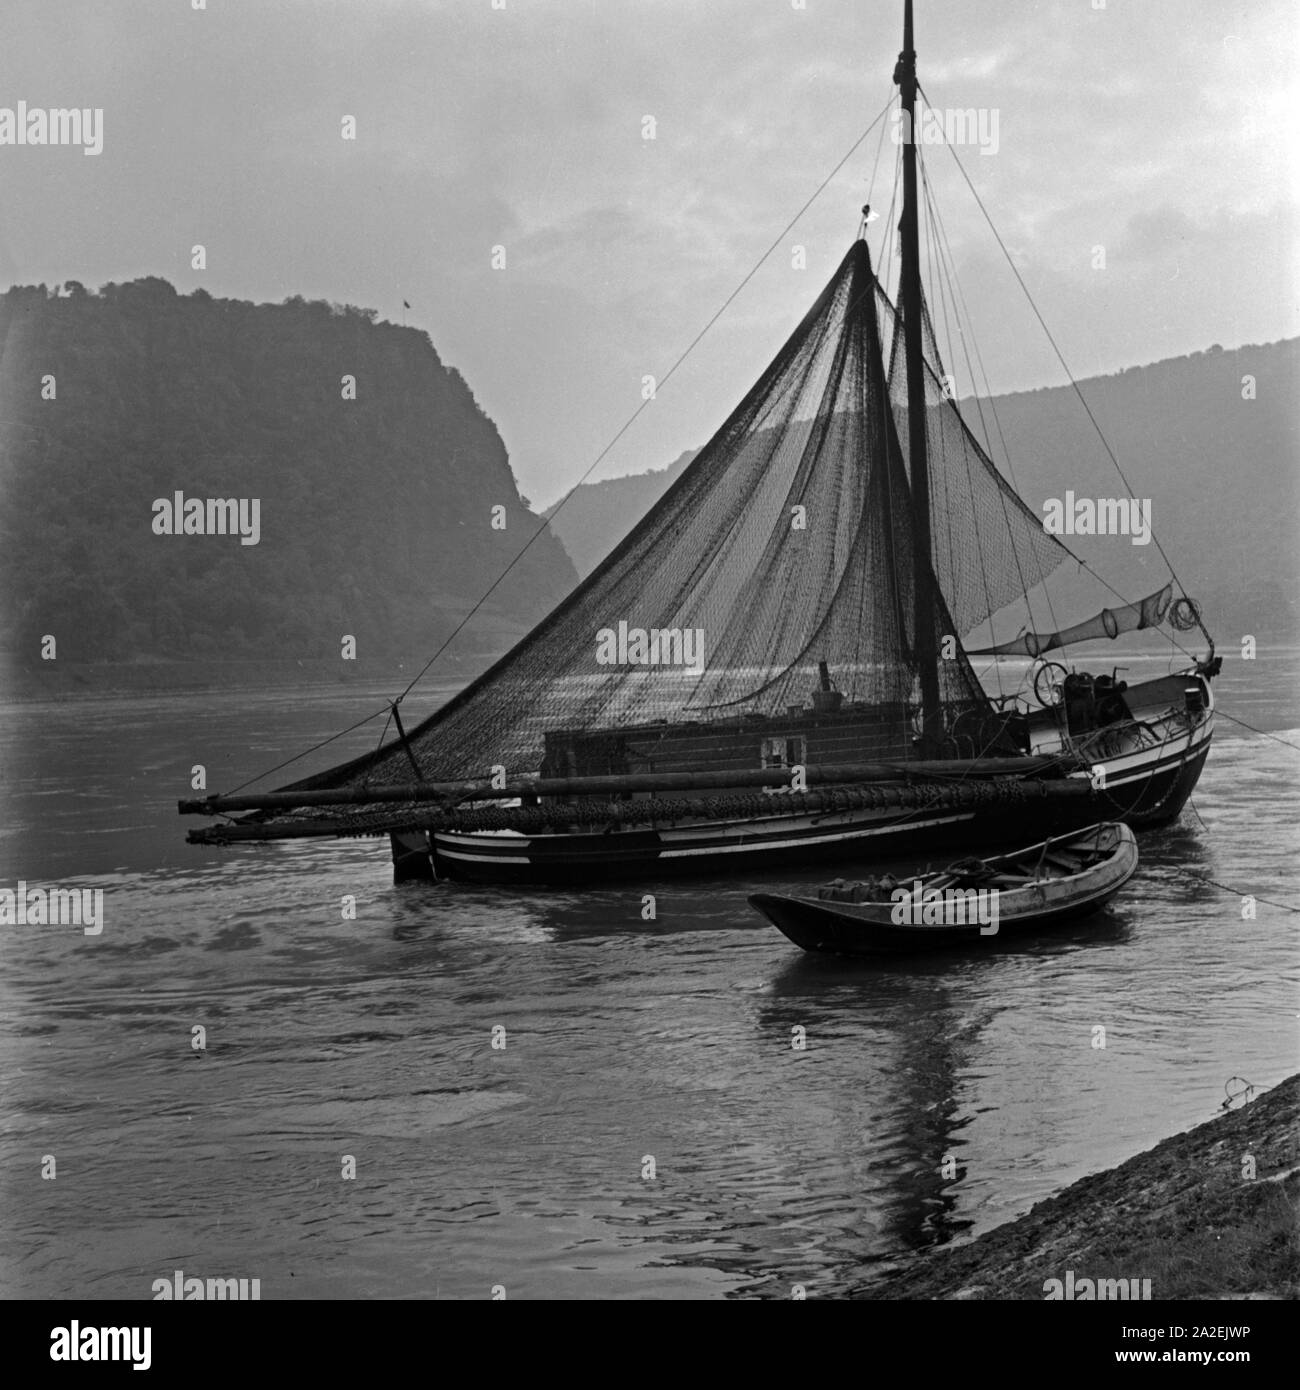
[0,0,1295,501]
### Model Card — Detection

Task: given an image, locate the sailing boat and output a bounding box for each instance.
[181,1,1219,884]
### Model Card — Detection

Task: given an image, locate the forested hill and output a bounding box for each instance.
[543,448,698,578]
[546,338,1300,643]
[0,278,577,680]
[983,339,1300,643]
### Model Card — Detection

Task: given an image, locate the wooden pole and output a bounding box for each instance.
[179,754,1074,817]
[186,776,1095,845]
[895,0,943,748]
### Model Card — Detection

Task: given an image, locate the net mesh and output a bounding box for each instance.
[287,238,1069,794]
[883,296,1069,639]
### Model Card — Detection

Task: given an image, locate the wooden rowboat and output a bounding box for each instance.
[748,822,1138,956]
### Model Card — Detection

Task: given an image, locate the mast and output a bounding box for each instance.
[894,0,942,747]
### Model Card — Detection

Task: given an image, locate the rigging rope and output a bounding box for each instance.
[876,138,904,302]
[222,703,392,797]
[1179,872,1300,916]
[919,157,1008,685]
[919,85,1212,653]
[865,92,894,221]
[918,144,1062,645]
[1210,709,1300,753]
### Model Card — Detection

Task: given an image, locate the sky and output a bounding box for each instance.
[2,0,1296,507]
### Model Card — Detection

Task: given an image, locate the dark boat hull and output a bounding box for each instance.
[429,738,1206,884]
[428,670,1211,885]
[749,823,1139,955]
[747,878,1126,954]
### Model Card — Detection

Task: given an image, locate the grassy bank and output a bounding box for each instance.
[857,1074,1299,1301]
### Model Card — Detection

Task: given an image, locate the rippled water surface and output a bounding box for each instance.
[2,653,1297,1298]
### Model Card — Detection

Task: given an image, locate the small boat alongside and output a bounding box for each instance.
[748,822,1138,956]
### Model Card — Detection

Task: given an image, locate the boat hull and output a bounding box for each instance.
[427,675,1211,885]
[429,733,1206,884]
[749,823,1139,955]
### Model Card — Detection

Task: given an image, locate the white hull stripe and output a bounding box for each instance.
[658,812,976,858]
[1066,733,1211,788]
[436,813,976,863]
[433,731,1210,864]
[434,850,533,864]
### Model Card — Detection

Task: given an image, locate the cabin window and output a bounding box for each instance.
[761,735,806,768]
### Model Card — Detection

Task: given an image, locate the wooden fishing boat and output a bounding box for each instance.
[180,2,1219,886]
[748,822,1138,956]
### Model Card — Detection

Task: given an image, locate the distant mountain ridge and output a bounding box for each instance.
[543,448,698,578]
[0,278,578,677]
[545,339,1300,642]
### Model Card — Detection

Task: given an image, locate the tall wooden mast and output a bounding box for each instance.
[894,0,942,746]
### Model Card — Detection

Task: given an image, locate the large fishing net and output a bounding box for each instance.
[286,238,1069,795]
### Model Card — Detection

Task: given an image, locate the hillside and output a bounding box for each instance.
[544,448,697,578]
[0,279,577,683]
[985,340,1300,644]
[545,340,1300,642]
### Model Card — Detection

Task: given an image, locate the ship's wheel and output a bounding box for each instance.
[1032,661,1069,708]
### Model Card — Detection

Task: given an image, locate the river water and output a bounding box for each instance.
[1,651,1297,1299]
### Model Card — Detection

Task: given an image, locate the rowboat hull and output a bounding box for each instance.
[748,823,1139,956]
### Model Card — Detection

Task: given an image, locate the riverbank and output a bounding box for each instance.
[857,1073,1299,1300]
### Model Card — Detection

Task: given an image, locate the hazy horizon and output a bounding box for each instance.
[3,0,1296,508]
